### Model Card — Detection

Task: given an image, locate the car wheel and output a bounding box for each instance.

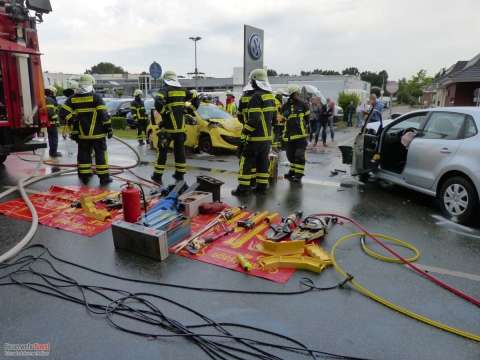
[199,134,214,154]
[439,176,479,224]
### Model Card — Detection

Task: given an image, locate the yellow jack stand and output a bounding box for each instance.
[80,192,111,221]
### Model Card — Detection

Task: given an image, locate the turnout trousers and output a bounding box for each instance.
[77,138,109,180]
[154,132,187,178]
[137,119,148,141]
[237,141,271,190]
[286,139,307,177]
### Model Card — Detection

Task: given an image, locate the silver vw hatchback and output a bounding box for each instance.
[351,107,480,224]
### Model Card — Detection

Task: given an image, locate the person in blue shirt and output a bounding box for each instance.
[368,94,384,123]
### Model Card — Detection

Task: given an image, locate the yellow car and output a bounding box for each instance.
[147,103,243,154]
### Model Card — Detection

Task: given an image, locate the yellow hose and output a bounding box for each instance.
[331,232,480,342]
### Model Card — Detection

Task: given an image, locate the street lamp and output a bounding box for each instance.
[188,36,204,90]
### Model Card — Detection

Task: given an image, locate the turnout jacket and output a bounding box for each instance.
[154,85,198,133]
[237,91,253,124]
[282,98,310,141]
[59,92,111,140]
[46,95,59,127]
[130,97,147,121]
[241,89,276,143]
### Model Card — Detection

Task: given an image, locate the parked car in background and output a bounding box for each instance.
[147,103,242,154]
[349,107,480,224]
[105,98,134,127]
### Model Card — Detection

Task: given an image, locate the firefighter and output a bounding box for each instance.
[45,86,62,157]
[225,91,237,116]
[60,78,79,139]
[59,74,113,185]
[151,70,199,184]
[232,69,276,196]
[131,89,148,145]
[282,84,310,182]
[272,91,285,151]
[236,84,256,185]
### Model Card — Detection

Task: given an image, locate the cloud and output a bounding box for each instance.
[38,0,480,79]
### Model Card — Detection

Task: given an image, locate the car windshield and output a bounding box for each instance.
[105,100,120,112]
[144,99,154,111]
[197,104,232,120]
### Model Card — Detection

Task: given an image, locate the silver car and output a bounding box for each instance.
[351,107,480,224]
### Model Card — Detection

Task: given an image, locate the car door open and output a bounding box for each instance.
[403,112,465,189]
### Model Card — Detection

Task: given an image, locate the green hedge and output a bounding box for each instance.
[111,116,127,130]
[337,91,360,113]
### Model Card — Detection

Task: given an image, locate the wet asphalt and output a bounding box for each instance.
[0,128,479,360]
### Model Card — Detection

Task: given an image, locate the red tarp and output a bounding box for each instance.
[175,213,296,283]
[0,185,121,237]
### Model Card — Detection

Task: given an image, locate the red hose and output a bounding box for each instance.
[315,213,480,308]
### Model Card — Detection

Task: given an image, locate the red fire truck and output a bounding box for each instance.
[0,0,52,164]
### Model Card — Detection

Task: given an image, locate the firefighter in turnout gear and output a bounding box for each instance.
[282,84,310,182]
[236,85,257,185]
[232,69,275,196]
[272,91,285,151]
[131,89,148,145]
[59,74,113,185]
[45,86,62,158]
[151,70,199,184]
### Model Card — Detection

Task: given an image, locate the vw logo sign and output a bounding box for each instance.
[248,33,262,60]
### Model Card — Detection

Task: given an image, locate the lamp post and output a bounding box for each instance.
[188,36,202,90]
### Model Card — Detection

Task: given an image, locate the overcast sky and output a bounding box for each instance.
[38,0,480,80]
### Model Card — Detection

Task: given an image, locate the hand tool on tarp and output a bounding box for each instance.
[172,207,242,253]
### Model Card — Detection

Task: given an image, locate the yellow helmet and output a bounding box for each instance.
[163,70,181,87]
[47,85,57,96]
[78,74,96,87]
[249,69,271,91]
[286,84,300,96]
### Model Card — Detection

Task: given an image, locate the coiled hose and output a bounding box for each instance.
[0,136,142,263]
[332,232,480,342]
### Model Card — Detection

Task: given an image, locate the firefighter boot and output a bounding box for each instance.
[231,186,252,197]
[151,174,163,185]
[172,172,184,182]
[99,175,113,186]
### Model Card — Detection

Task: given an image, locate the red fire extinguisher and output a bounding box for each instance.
[121,182,142,223]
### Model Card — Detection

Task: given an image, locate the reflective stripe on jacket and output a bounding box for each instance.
[59,93,111,140]
[131,98,147,121]
[155,85,196,133]
[242,90,275,143]
[237,93,252,124]
[46,95,59,127]
[282,99,310,141]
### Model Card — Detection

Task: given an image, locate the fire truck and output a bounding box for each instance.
[0,0,52,164]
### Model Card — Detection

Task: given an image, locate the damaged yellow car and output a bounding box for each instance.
[147,103,243,154]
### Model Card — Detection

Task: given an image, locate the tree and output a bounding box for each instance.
[86,62,127,74]
[396,70,433,105]
[360,70,388,89]
[300,69,340,76]
[267,69,278,76]
[342,67,360,76]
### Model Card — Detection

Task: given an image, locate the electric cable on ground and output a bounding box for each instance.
[0,247,369,360]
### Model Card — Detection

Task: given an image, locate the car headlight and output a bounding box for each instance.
[208,122,224,129]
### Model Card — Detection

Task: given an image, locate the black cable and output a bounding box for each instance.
[0,245,371,360]
[13,244,346,295]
